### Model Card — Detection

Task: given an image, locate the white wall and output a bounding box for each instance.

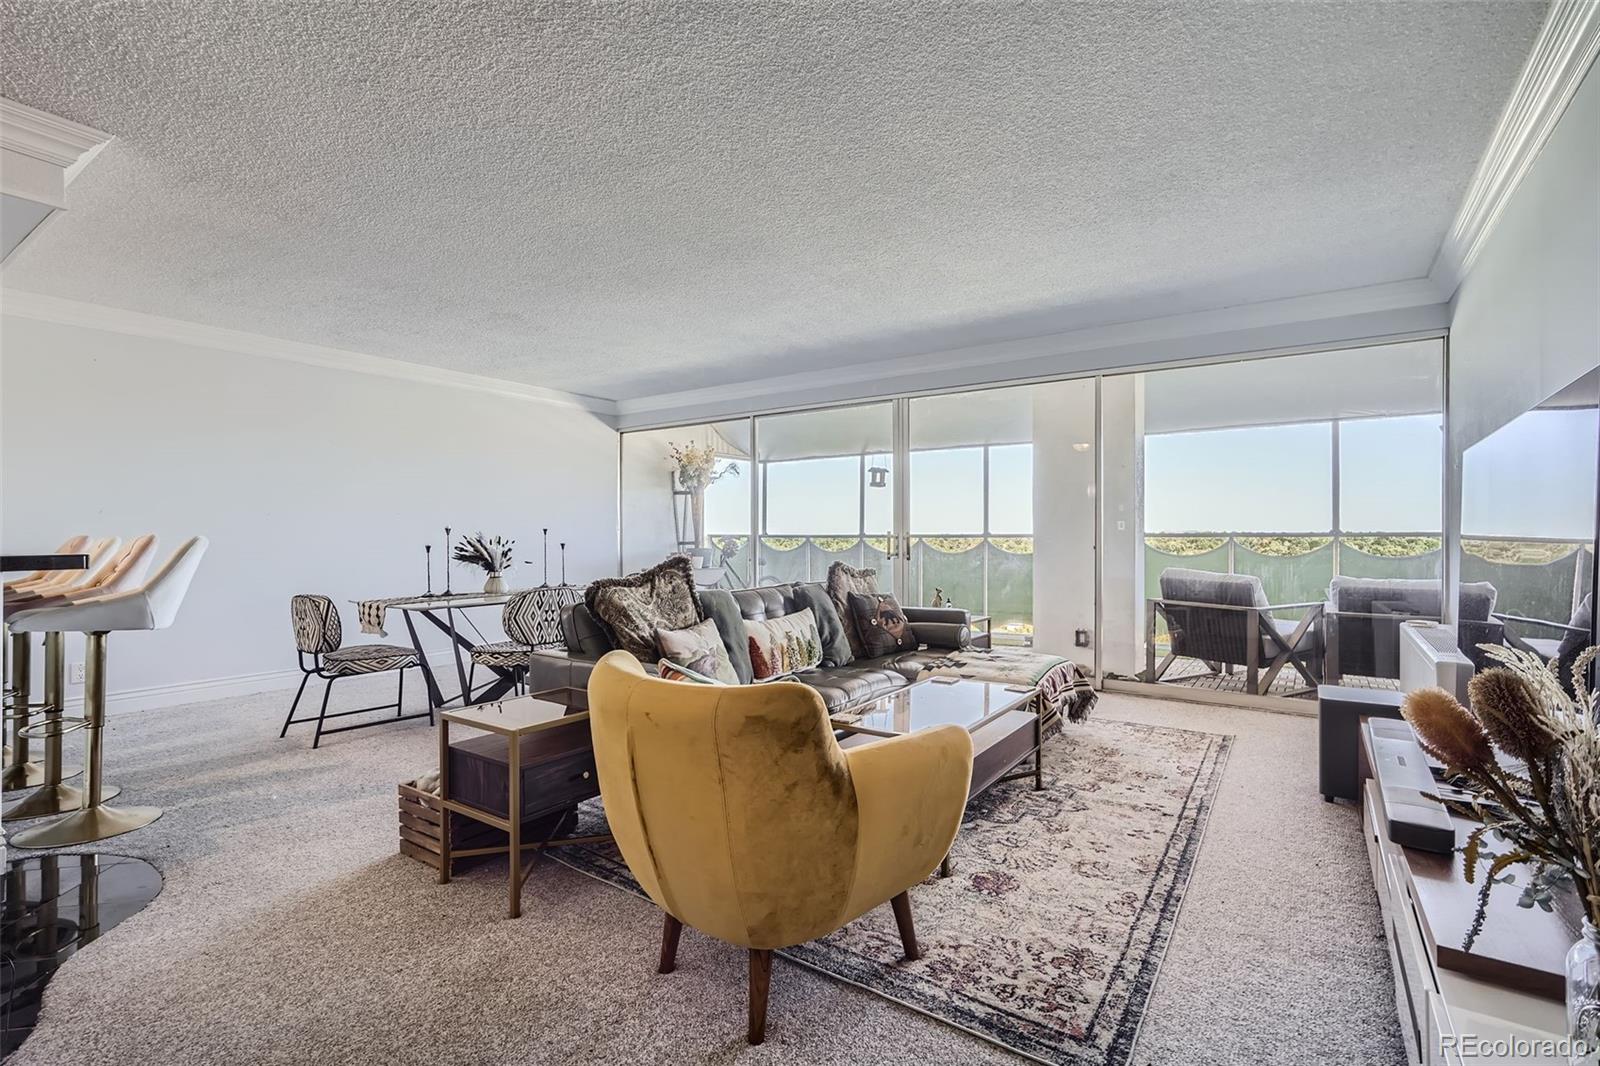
[1446,59,1600,618]
[1,314,619,710]
[1449,61,1600,453]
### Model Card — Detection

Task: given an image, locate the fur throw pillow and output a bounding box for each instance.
[826,561,879,659]
[585,555,702,660]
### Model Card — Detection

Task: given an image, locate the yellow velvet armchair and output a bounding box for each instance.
[587,651,974,1044]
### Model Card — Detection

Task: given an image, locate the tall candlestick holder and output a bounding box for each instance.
[560,542,567,586]
[541,528,550,587]
[443,526,453,596]
[424,544,435,597]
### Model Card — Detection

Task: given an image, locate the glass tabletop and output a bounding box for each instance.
[440,689,588,736]
[831,678,1035,738]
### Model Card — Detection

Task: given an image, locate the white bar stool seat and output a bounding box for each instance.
[8,537,207,847]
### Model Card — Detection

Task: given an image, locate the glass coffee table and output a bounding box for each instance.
[832,677,1044,877]
[832,676,1044,792]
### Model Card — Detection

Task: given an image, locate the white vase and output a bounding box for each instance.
[1569,919,1600,1065]
[483,572,507,595]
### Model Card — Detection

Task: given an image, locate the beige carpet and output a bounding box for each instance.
[3,679,1404,1065]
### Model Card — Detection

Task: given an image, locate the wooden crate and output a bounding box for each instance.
[397,779,507,872]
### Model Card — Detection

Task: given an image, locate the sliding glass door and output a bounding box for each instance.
[752,402,898,593]
[905,382,1095,651]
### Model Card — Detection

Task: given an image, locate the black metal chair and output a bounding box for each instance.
[1146,568,1324,696]
[280,594,429,747]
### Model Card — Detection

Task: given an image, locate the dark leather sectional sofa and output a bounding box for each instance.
[530,580,972,713]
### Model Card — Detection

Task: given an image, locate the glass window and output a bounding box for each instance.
[910,448,983,533]
[764,457,861,536]
[1339,415,1442,533]
[1145,422,1333,533]
[988,444,1033,534]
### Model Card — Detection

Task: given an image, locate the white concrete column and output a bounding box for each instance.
[1098,375,1146,678]
[1031,380,1096,658]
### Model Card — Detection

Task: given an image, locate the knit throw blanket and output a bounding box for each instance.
[915,646,1097,726]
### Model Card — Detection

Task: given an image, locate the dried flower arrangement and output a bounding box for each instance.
[1401,645,1600,950]
[451,532,515,575]
[667,441,739,492]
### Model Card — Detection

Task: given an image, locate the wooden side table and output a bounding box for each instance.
[969,615,993,649]
[436,688,610,918]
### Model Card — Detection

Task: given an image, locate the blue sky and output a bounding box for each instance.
[703,411,1593,541]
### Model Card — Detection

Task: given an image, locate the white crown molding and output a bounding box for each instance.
[0,290,620,419]
[613,276,1449,425]
[0,97,114,185]
[1429,0,1600,298]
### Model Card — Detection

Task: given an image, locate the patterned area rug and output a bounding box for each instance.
[552,717,1232,1066]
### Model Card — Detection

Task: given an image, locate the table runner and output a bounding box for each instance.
[356,585,584,641]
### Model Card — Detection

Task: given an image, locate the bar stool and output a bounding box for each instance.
[9,537,208,848]
[3,537,117,790]
[6,536,159,819]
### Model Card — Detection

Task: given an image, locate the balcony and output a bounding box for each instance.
[706,533,1036,645]
[1142,532,1592,698]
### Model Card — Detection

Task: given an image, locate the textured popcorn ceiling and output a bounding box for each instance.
[0,1,1546,401]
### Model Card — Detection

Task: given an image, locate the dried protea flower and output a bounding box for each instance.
[1469,668,1560,765]
[1403,687,1495,772]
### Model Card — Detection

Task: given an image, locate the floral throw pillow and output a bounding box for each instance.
[847,591,918,657]
[655,618,739,684]
[658,659,728,685]
[745,608,823,681]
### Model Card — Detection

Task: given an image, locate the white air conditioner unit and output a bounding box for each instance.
[1398,621,1474,703]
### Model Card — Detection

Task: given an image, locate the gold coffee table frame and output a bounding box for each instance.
[436,688,610,918]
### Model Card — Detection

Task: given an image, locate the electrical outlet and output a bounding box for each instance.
[69,662,85,684]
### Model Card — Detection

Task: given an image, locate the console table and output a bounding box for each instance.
[1359,722,1567,1064]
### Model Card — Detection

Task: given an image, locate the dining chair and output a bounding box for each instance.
[8,536,208,847]
[5,536,160,819]
[280,594,426,748]
[467,590,543,697]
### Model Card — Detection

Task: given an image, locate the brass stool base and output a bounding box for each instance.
[4,781,120,819]
[1,761,45,789]
[10,804,162,848]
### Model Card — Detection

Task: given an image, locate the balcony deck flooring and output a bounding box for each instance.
[1157,659,1399,699]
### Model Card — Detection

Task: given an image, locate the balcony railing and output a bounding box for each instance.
[1145,532,1591,626]
[705,533,1035,643]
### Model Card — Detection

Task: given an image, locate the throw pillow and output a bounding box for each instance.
[658,659,728,685]
[745,607,823,681]
[847,591,918,657]
[656,617,739,684]
[585,555,702,660]
[794,583,853,667]
[826,561,879,659]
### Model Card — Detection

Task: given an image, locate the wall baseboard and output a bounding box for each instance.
[72,665,309,717]
[51,642,465,716]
